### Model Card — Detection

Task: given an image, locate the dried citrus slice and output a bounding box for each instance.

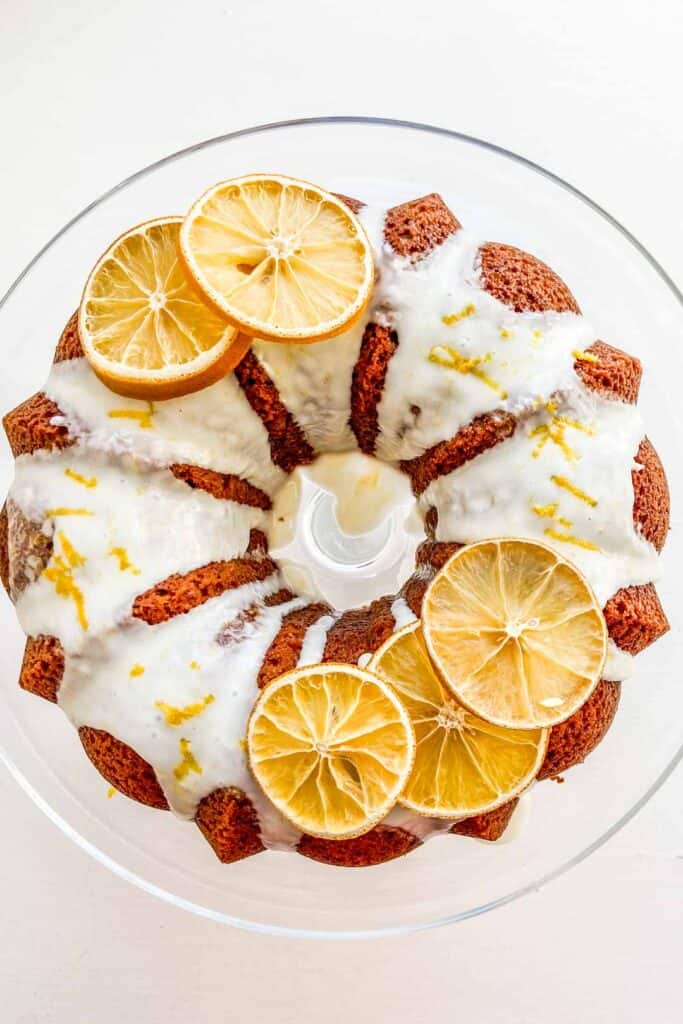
[422,539,607,729]
[370,622,547,817]
[247,664,415,839]
[179,174,374,343]
[79,216,249,400]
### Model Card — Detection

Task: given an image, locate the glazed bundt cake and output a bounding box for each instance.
[1,190,670,867]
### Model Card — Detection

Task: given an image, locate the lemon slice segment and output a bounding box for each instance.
[180,175,374,343]
[247,664,415,839]
[80,217,249,400]
[422,539,607,729]
[370,622,548,817]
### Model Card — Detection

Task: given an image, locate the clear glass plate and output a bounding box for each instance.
[0,117,680,938]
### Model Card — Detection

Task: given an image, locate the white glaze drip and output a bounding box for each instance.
[422,388,658,607]
[296,614,336,667]
[12,446,264,653]
[45,360,284,495]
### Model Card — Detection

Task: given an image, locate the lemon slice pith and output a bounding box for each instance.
[80,217,249,400]
[180,174,374,343]
[247,664,415,839]
[422,538,607,730]
[370,622,547,818]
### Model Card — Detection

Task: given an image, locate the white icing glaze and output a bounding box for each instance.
[45,359,285,495]
[369,229,596,462]
[296,614,336,667]
[390,596,418,630]
[422,388,658,607]
[59,575,304,836]
[12,447,264,653]
[604,641,635,682]
[4,195,664,854]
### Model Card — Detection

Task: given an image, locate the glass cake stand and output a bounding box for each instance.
[0,117,681,938]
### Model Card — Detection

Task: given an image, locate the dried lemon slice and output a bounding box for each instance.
[80,217,249,400]
[370,622,547,817]
[247,664,415,839]
[180,174,374,343]
[422,539,607,729]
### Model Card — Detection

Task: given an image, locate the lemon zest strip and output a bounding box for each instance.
[108,404,154,429]
[46,508,93,517]
[130,664,145,678]
[544,527,599,552]
[174,739,202,781]
[551,474,598,507]
[429,345,508,399]
[156,695,215,727]
[65,469,97,489]
[42,531,88,630]
[442,304,476,325]
[109,547,141,575]
[572,348,599,363]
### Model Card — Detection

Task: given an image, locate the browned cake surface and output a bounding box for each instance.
[298,825,420,867]
[258,602,331,688]
[538,680,621,780]
[132,556,276,625]
[19,636,64,703]
[479,242,580,314]
[603,583,669,655]
[349,324,398,454]
[575,341,642,403]
[334,193,365,214]
[3,392,73,457]
[632,438,669,552]
[0,502,9,596]
[54,311,84,362]
[384,193,460,259]
[402,412,517,495]
[195,788,265,863]
[416,539,462,572]
[323,595,395,663]
[79,727,169,809]
[170,463,272,509]
[234,349,314,473]
[450,798,520,842]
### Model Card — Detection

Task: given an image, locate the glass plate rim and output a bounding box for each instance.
[0,115,681,940]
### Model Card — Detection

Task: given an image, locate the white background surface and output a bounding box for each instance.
[1,0,681,1020]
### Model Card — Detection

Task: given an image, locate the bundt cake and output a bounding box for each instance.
[1,189,670,867]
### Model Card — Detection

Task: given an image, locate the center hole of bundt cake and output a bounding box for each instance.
[267,452,424,612]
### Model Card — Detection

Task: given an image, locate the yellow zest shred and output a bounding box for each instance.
[572,348,599,363]
[533,330,543,340]
[130,664,145,678]
[109,547,141,575]
[429,345,508,399]
[556,515,574,529]
[65,469,97,489]
[529,413,594,462]
[108,403,155,429]
[46,508,93,517]
[545,400,558,414]
[499,328,511,339]
[532,503,559,519]
[442,303,476,325]
[106,787,116,799]
[551,474,598,507]
[42,531,88,631]
[189,661,200,670]
[544,528,599,552]
[174,738,202,781]
[156,694,215,727]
